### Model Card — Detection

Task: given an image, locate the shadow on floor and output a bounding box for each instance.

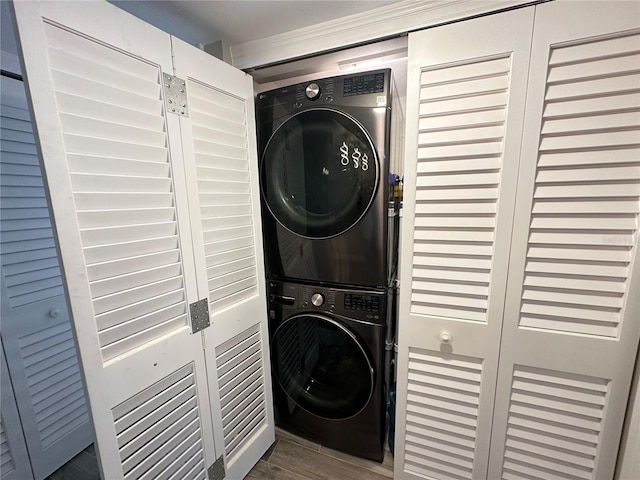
[46,428,394,480]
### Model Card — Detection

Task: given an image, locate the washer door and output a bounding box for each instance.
[272,314,374,420]
[261,108,379,238]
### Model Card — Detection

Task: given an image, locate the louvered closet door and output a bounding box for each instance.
[394,8,534,480]
[172,38,275,480]
[488,2,640,479]
[0,74,93,479]
[12,2,217,478]
[1,341,33,480]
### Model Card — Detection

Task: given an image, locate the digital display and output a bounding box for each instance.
[343,73,385,97]
[344,293,381,312]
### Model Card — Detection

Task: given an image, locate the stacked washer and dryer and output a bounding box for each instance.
[256,69,399,462]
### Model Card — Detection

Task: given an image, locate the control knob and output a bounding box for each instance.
[311,293,324,307]
[305,83,321,100]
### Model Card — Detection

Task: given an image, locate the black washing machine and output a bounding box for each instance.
[267,280,388,462]
[257,69,396,288]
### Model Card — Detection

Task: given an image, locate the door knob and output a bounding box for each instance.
[438,331,453,344]
[49,308,60,318]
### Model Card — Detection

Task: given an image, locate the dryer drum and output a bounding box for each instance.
[272,314,374,420]
[261,108,379,239]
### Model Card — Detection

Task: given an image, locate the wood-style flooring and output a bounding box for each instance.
[248,427,394,480]
[47,444,99,480]
[46,427,394,480]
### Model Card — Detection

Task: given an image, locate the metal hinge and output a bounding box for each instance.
[189,299,210,334]
[162,73,189,116]
[208,456,225,480]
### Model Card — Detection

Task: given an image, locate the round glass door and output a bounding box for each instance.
[272,314,374,420]
[261,108,378,238]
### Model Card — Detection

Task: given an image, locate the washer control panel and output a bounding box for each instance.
[268,281,386,325]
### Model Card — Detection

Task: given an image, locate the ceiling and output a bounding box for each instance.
[110,0,408,93]
[110,1,402,49]
[3,1,400,58]
[2,0,408,95]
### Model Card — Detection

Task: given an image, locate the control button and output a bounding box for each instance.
[294,101,303,108]
[311,293,324,307]
[305,83,321,100]
[330,304,335,311]
[303,301,308,307]
[325,95,333,103]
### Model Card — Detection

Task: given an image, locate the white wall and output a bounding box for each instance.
[107,0,208,47]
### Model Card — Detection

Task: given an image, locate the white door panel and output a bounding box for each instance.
[488,2,640,479]
[172,38,275,480]
[13,2,273,478]
[395,7,534,479]
[12,2,217,478]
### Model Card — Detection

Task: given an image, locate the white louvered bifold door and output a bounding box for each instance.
[0,74,93,478]
[488,2,640,479]
[0,341,33,480]
[12,2,217,478]
[394,8,534,480]
[172,38,275,480]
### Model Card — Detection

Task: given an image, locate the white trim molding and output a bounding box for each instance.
[230,0,534,70]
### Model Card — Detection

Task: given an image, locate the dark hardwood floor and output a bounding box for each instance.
[46,428,394,479]
[47,444,99,480]
[248,427,394,480]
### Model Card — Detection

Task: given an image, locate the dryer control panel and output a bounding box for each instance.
[256,68,391,115]
[268,280,387,325]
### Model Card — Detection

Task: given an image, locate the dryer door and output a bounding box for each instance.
[272,314,374,420]
[261,108,379,238]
